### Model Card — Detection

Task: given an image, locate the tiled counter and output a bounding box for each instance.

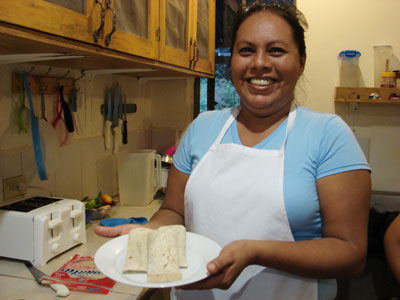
[0,200,162,300]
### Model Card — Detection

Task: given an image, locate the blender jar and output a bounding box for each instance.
[374,45,393,87]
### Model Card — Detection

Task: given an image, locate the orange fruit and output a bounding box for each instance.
[100,193,113,205]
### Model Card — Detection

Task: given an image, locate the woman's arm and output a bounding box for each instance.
[384,215,400,283]
[94,165,189,237]
[183,170,371,290]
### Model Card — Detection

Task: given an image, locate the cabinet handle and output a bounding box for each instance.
[189,38,193,68]
[105,0,116,46]
[93,0,105,43]
[193,42,199,69]
[190,40,198,69]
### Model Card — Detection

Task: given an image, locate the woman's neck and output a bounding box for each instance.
[236,102,292,147]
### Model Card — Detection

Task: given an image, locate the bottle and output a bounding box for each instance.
[395,71,400,88]
[381,72,396,88]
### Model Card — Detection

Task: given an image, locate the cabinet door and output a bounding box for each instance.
[107,0,159,60]
[191,0,215,75]
[159,0,193,69]
[0,0,101,45]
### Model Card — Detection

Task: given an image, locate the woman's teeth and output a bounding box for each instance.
[249,78,274,86]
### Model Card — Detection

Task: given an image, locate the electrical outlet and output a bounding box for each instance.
[3,175,27,200]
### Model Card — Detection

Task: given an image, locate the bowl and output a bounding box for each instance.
[85,206,111,223]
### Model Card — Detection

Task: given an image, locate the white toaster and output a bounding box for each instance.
[0,196,86,266]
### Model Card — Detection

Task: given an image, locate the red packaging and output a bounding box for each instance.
[49,254,116,294]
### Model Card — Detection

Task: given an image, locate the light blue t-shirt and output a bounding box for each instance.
[174,106,371,241]
[173,106,370,299]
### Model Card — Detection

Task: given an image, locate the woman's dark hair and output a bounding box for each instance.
[230,1,308,59]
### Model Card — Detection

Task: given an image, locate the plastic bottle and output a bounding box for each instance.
[381,72,396,88]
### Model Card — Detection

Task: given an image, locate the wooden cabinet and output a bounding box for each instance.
[0,0,215,76]
[191,0,215,75]
[159,0,215,75]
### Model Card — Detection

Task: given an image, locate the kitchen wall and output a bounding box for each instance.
[0,63,194,203]
[296,0,400,198]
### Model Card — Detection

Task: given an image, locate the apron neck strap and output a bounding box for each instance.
[214,104,297,148]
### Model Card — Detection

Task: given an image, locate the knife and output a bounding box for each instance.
[112,83,119,154]
[24,261,70,297]
[104,88,112,150]
[59,85,74,133]
[118,89,123,146]
[123,94,128,144]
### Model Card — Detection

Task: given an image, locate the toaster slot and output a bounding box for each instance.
[70,204,84,227]
[48,211,63,238]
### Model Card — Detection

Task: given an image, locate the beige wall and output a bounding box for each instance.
[296,0,400,193]
[0,64,194,203]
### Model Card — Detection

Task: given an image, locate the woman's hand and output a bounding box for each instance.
[179,240,254,290]
[94,224,141,237]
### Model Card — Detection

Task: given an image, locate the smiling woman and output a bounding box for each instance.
[95,2,371,299]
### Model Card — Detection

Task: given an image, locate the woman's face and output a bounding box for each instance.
[231,10,306,118]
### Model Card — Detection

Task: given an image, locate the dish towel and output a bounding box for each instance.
[100,217,148,227]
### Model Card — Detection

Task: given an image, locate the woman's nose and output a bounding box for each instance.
[252,52,271,70]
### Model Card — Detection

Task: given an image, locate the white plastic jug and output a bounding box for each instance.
[338,50,361,87]
[117,150,161,206]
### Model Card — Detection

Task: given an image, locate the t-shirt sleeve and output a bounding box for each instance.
[316,116,371,179]
[172,109,231,175]
[173,119,196,174]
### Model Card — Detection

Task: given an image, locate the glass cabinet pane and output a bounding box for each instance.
[114,0,148,39]
[165,0,187,51]
[44,0,85,14]
[197,0,209,60]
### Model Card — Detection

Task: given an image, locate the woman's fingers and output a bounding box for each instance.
[94,224,137,237]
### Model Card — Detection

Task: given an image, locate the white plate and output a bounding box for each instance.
[94,232,221,288]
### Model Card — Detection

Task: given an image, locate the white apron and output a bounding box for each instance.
[172,105,318,300]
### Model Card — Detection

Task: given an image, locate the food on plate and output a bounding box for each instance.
[123,225,188,283]
[147,227,182,283]
[161,225,187,268]
[123,228,152,272]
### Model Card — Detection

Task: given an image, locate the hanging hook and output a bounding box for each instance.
[73,70,86,84]
[38,67,52,92]
[25,66,35,75]
[39,67,52,81]
[56,70,70,84]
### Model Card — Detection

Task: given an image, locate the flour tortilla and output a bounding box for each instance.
[123,228,151,273]
[160,225,187,268]
[147,226,182,283]
[122,225,188,283]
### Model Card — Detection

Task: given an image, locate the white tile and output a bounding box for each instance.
[55,143,82,200]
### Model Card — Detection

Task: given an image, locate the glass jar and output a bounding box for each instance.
[381,72,396,88]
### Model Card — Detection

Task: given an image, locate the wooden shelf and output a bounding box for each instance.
[334,87,400,104]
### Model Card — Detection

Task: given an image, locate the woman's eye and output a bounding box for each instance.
[269,47,286,55]
[238,47,254,54]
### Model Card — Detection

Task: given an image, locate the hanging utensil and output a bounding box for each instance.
[112,83,119,154]
[69,78,82,135]
[118,88,123,146]
[104,88,112,150]
[22,72,47,181]
[122,94,128,145]
[17,73,29,133]
[39,77,48,122]
[51,87,69,146]
[59,85,74,133]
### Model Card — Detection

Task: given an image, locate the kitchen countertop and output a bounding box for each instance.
[0,200,163,300]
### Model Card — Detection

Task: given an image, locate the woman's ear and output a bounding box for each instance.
[299,54,307,75]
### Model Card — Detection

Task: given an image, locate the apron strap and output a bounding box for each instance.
[213,104,297,151]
